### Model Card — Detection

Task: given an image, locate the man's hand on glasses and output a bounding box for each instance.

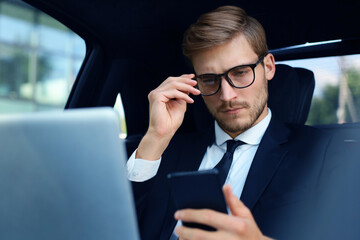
[136,74,200,161]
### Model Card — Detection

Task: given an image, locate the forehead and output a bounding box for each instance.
[192,34,258,75]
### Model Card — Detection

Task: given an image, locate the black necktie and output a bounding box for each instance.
[214,140,244,185]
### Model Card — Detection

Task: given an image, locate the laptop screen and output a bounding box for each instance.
[0,107,139,240]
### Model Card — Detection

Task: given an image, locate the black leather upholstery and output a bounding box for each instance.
[268,64,315,125]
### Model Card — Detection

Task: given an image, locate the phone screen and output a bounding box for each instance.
[167,169,228,231]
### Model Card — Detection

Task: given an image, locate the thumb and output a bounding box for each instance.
[223,184,252,218]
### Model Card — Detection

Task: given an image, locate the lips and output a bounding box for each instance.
[217,101,249,114]
[222,107,243,114]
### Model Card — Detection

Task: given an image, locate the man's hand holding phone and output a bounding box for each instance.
[174,185,273,240]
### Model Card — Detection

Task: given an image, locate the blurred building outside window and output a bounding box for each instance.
[0,0,85,113]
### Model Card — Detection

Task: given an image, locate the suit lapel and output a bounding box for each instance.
[175,127,215,172]
[240,117,290,210]
[159,118,290,238]
[159,127,215,239]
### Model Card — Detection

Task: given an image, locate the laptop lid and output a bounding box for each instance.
[0,107,139,240]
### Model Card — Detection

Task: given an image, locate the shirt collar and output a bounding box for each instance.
[215,108,272,148]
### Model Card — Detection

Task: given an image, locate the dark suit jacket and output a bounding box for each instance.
[131,116,332,240]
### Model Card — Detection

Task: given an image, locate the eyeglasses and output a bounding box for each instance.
[193,54,266,96]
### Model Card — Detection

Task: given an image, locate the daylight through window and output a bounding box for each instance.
[279,54,360,125]
[0,0,86,113]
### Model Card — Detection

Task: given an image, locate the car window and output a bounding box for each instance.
[0,0,85,113]
[278,54,360,125]
[114,93,127,138]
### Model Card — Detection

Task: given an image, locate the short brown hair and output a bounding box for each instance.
[182,6,268,60]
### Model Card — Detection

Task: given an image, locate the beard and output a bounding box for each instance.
[205,83,268,135]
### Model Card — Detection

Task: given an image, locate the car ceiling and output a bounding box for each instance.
[21,0,360,137]
[23,0,360,55]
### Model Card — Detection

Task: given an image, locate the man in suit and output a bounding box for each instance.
[127,5,331,240]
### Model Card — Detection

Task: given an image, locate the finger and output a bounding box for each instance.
[180,73,195,79]
[149,86,196,104]
[175,209,242,232]
[223,184,254,219]
[175,225,220,240]
[157,75,200,97]
[160,89,196,104]
[172,81,200,95]
[158,80,200,96]
[162,75,197,87]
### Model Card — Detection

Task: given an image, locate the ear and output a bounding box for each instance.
[264,53,276,81]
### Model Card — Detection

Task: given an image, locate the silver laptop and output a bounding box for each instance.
[0,107,139,240]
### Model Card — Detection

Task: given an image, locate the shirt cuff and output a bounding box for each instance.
[127,149,161,182]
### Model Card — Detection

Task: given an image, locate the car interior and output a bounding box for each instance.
[0,0,357,139]
[1,0,360,238]
[17,0,360,144]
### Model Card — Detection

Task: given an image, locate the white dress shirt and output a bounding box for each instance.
[127,109,272,239]
[127,108,272,197]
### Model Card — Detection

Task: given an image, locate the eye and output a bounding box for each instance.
[233,70,246,76]
[230,66,252,78]
[197,75,217,85]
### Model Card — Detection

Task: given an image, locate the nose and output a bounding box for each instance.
[219,77,237,101]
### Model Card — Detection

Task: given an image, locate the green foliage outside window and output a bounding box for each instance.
[307,68,360,125]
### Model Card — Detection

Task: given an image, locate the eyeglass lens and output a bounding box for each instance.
[196,65,254,95]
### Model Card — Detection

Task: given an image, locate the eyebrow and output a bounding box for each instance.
[196,59,259,76]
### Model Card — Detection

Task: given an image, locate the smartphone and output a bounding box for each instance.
[167,169,228,231]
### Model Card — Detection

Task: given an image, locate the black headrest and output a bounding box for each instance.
[268,64,315,125]
[192,64,315,132]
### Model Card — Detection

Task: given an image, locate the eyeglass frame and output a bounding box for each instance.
[193,53,268,96]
